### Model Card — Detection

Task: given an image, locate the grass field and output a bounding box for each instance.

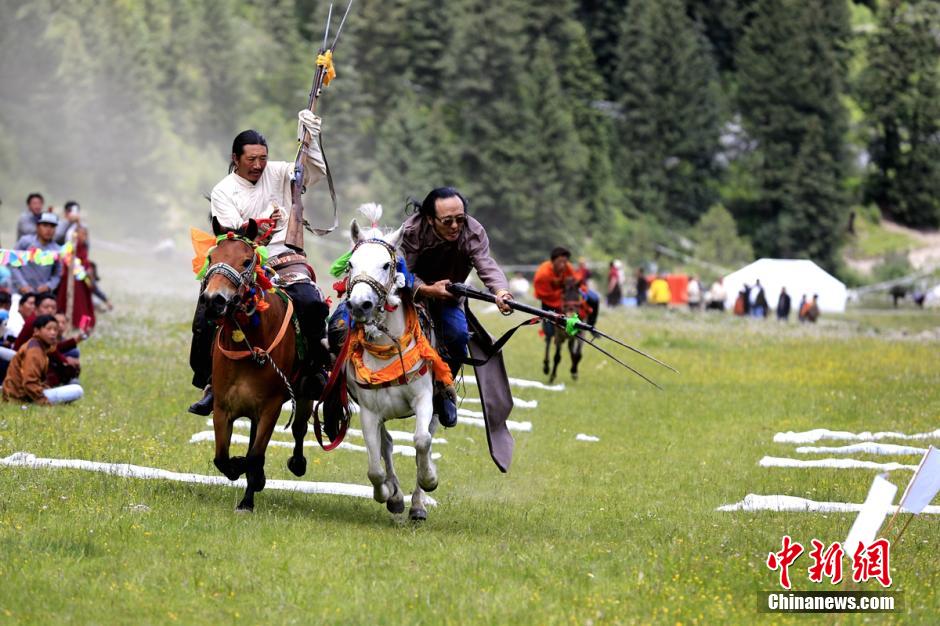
[1,253,939,624]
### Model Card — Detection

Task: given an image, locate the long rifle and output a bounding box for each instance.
[446,282,678,388]
[285,1,355,250]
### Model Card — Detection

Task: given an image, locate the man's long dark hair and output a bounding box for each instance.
[406,187,469,219]
[229,130,267,173]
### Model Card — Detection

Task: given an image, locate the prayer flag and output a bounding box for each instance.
[844,474,897,555]
[898,446,940,514]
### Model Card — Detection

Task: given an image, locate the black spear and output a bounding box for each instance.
[446,282,678,384]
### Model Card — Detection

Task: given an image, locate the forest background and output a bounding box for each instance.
[0,0,937,282]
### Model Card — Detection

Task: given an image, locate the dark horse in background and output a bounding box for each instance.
[200,218,314,511]
[542,277,590,383]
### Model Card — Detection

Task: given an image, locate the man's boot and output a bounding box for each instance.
[432,383,458,428]
[188,385,214,416]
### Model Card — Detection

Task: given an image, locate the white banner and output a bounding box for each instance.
[898,446,940,514]
[844,474,897,555]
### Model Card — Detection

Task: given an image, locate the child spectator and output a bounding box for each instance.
[2,314,83,405]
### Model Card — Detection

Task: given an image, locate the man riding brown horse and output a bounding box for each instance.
[189,110,330,414]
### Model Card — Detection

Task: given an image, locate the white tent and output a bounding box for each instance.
[924,284,940,308]
[723,258,848,313]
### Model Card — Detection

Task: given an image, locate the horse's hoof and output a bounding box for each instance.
[386,498,405,514]
[235,501,254,513]
[542,362,549,374]
[287,455,307,477]
[409,508,427,522]
[215,458,243,482]
[571,371,578,380]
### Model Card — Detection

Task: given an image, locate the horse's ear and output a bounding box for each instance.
[385,225,404,249]
[350,218,363,245]
[244,219,258,242]
[211,216,224,236]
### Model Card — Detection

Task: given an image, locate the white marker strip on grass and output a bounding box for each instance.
[760,456,918,472]
[576,434,600,442]
[461,397,538,409]
[457,416,533,432]
[189,432,441,460]
[212,419,448,445]
[718,493,940,514]
[795,443,927,456]
[0,452,435,505]
[463,375,564,392]
[774,428,940,445]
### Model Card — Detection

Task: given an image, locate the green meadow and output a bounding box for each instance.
[1,255,938,624]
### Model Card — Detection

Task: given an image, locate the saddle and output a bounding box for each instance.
[270,252,316,286]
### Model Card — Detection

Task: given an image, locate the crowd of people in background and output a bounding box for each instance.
[520,256,824,325]
[0,193,113,405]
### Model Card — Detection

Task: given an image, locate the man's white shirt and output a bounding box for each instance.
[210,151,324,257]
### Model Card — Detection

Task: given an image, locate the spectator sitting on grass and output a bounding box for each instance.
[13,293,58,350]
[4,293,36,345]
[2,313,83,405]
[47,312,82,386]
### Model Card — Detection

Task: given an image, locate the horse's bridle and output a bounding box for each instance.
[203,236,258,311]
[346,238,398,310]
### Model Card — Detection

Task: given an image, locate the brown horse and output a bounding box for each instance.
[201,218,313,511]
[542,277,586,383]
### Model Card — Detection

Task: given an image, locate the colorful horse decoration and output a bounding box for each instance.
[320,204,451,521]
[543,277,589,383]
[199,217,314,511]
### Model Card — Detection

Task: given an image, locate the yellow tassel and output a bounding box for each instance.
[317,51,336,86]
[232,330,245,343]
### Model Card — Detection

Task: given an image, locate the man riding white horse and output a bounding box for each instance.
[189,110,330,414]
[399,188,514,426]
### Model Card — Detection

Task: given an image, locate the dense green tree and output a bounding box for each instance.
[684,0,758,74]
[614,0,723,226]
[857,1,940,227]
[693,204,753,269]
[370,91,461,207]
[524,2,624,248]
[576,0,628,98]
[734,0,850,269]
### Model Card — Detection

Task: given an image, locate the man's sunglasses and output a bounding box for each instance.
[434,215,466,227]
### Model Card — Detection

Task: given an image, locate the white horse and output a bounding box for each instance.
[342,204,446,521]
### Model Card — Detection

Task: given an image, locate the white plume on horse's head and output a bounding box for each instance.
[351,202,395,245]
[349,202,404,249]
